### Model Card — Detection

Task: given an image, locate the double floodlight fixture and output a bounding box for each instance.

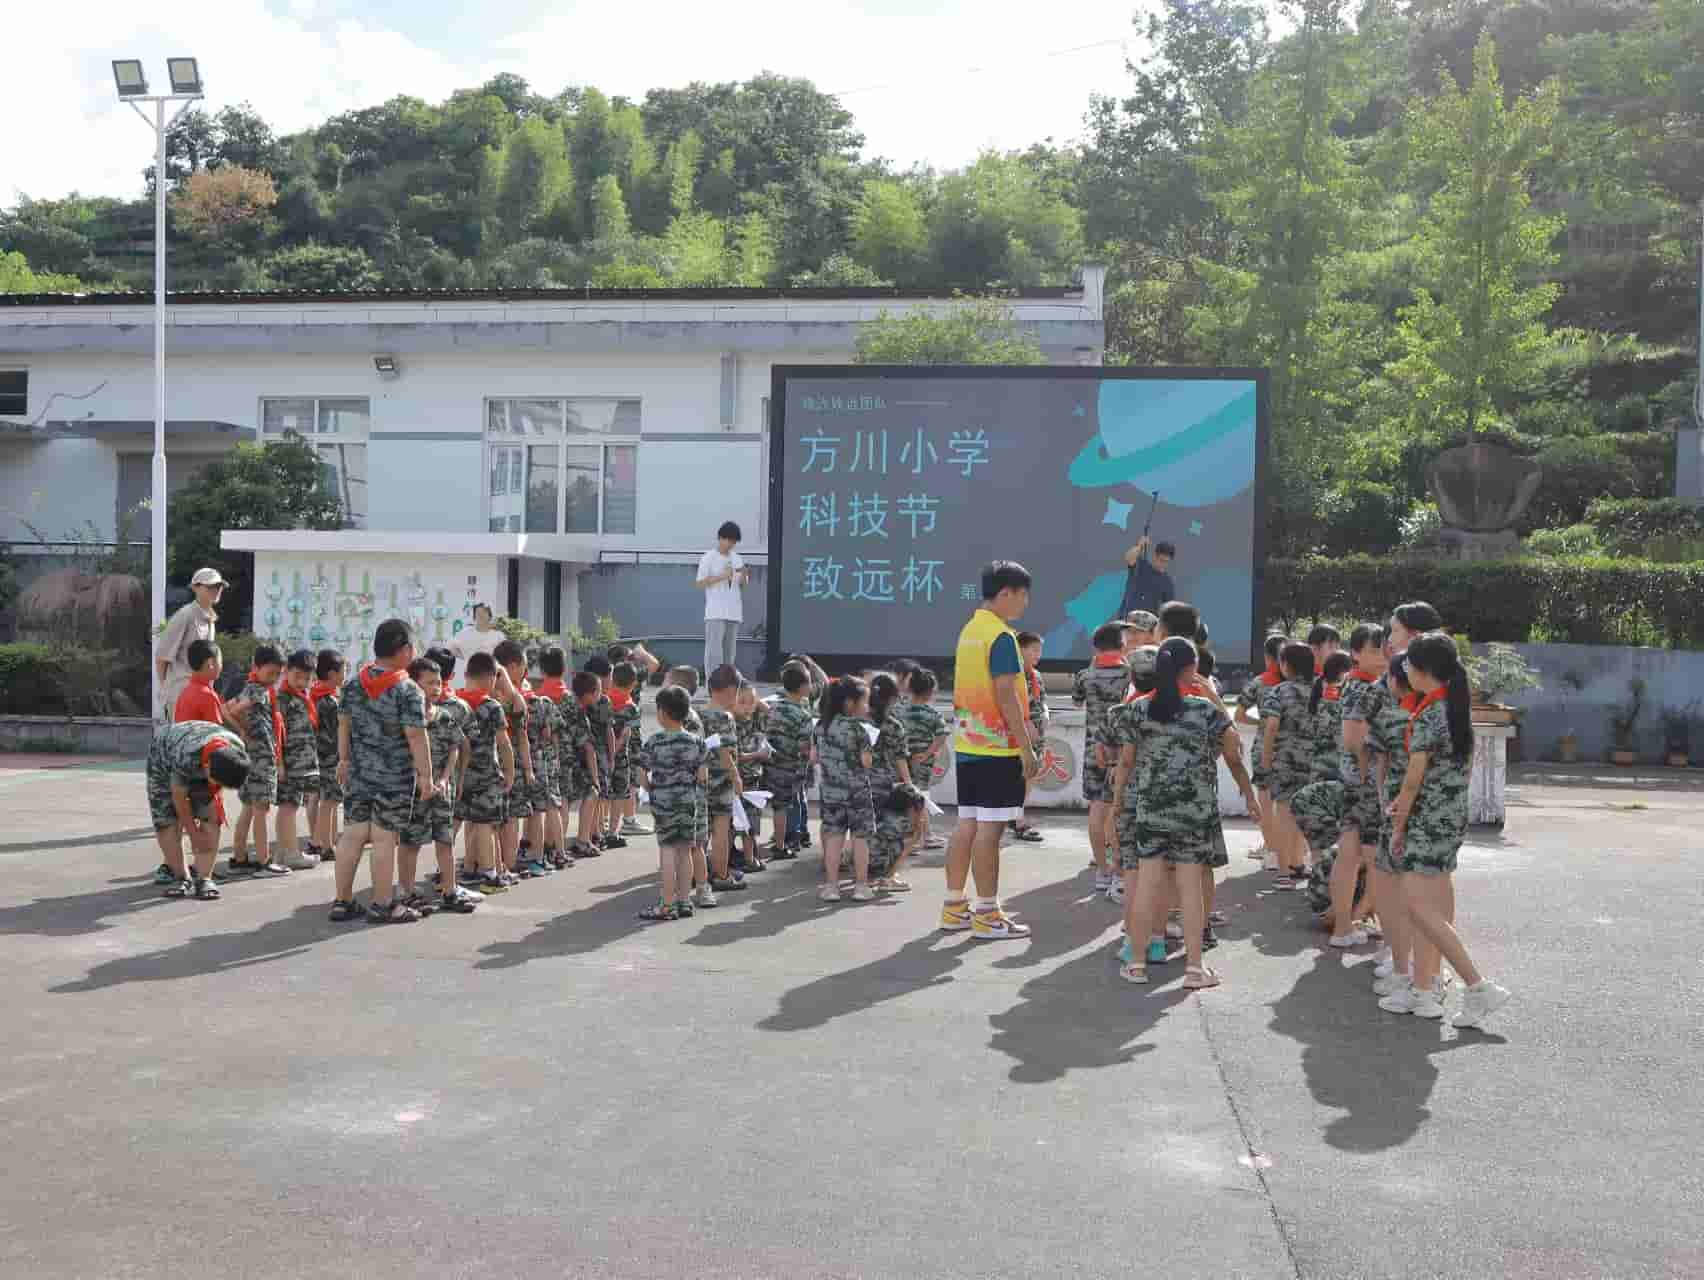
[111,57,203,100]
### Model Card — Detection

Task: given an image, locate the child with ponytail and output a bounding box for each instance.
[817,677,877,902]
[1235,633,1287,866]
[1291,653,1361,934]
[1336,624,1390,929]
[1367,655,1417,992]
[1379,633,1511,1028]
[865,672,915,889]
[1262,642,1317,890]
[1111,638,1260,990]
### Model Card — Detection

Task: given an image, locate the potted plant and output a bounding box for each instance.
[1607,677,1645,766]
[1660,702,1698,768]
[1466,642,1541,725]
[1556,669,1586,763]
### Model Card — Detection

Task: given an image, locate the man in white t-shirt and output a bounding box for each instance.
[695,521,749,679]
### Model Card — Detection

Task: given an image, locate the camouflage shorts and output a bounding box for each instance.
[506,777,534,821]
[607,761,632,800]
[1290,780,1345,856]
[457,781,508,828]
[703,783,735,820]
[869,805,913,877]
[762,765,803,806]
[146,754,218,831]
[819,795,875,837]
[1374,825,1402,875]
[397,795,455,849]
[240,760,277,808]
[559,761,590,804]
[1270,764,1313,806]
[527,769,561,814]
[1082,759,1112,804]
[317,771,344,805]
[276,772,319,808]
[653,801,699,848]
[592,752,613,799]
[1398,829,1460,876]
[1117,812,1221,867]
[344,788,420,836]
[1341,779,1384,838]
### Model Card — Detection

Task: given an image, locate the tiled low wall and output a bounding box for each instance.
[0,715,154,756]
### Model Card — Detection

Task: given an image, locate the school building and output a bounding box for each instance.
[0,275,1105,661]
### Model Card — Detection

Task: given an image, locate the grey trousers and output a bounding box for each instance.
[704,619,738,679]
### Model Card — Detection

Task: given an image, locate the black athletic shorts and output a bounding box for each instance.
[955,753,1025,822]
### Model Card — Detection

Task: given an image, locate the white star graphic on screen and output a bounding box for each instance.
[1189,520,1205,536]
[1103,498,1134,530]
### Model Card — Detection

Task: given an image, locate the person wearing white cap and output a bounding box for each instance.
[156,568,226,722]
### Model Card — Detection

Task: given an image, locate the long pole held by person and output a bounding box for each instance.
[113,58,203,713]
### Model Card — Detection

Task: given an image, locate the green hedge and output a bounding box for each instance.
[1267,556,1704,649]
[0,642,148,715]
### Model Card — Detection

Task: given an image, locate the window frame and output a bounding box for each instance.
[0,369,27,417]
[482,396,641,537]
[258,395,371,529]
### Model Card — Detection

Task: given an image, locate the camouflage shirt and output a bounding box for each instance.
[340,667,428,800]
[238,681,280,766]
[313,690,341,770]
[557,697,593,769]
[900,701,948,760]
[526,692,562,779]
[1072,660,1132,753]
[698,705,738,793]
[585,694,615,764]
[1339,675,1392,786]
[612,699,642,766]
[734,710,767,788]
[1367,693,1415,807]
[1114,695,1233,832]
[818,713,873,805]
[278,688,320,780]
[1025,669,1049,735]
[1401,700,1472,858]
[870,710,910,793]
[765,697,816,771]
[1311,689,1345,782]
[155,721,247,786]
[639,729,707,817]
[1267,680,1315,781]
[459,695,510,793]
[425,700,466,780]
[435,696,471,790]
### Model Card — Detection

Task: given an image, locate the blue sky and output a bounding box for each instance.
[7,0,1144,204]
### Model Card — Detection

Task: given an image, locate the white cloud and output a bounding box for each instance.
[3,0,1140,205]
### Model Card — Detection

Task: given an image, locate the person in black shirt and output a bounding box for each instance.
[1120,536,1176,618]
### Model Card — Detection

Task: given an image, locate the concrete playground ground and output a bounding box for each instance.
[0,754,1700,1280]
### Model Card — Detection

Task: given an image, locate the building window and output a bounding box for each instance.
[485,397,640,535]
[260,396,370,528]
[758,395,770,538]
[0,370,26,417]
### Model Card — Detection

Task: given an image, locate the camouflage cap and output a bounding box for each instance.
[1125,610,1159,632]
[1127,645,1159,678]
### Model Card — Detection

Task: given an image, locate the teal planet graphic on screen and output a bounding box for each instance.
[1067,380,1257,506]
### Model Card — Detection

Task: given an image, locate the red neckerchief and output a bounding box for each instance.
[609,687,633,712]
[199,737,229,825]
[1345,668,1378,683]
[1323,683,1342,702]
[309,679,340,705]
[248,672,285,763]
[1026,669,1042,697]
[359,664,408,701]
[536,676,568,702]
[457,687,492,710]
[278,681,319,730]
[1258,658,1282,687]
[1092,652,1126,669]
[1405,688,1448,751]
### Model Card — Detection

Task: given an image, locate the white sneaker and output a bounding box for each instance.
[851,884,876,902]
[694,884,717,908]
[1092,871,1112,895]
[1453,981,1512,1029]
[1372,946,1393,976]
[620,818,652,835]
[1378,979,1419,1012]
[1261,850,1279,872]
[1411,983,1446,1019]
[281,848,320,870]
[1105,880,1124,905]
[1372,973,1408,997]
[1329,929,1369,949]
[818,884,842,902]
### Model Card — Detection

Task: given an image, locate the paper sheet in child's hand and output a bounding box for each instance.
[925,795,944,816]
[861,722,880,746]
[703,734,723,750]
[638,788,650,805]
[731,802,750,833]
[742,790,772,810]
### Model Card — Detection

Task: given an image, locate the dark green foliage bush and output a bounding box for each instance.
[0,643,141,714]
[1267,557,1704,649]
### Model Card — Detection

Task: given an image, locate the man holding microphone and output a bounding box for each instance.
[695,521,750,682]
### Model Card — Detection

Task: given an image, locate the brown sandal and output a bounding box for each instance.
[1183,966,1221,990]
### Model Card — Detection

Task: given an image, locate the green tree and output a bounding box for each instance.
[929,152,1083,285]
[497,116,575,239]
[662,210,729,285]
[590,174,631,241]
[0,249,81,292]
[854,295,1046,364]
[260,241,382,291]
[851,178,928,282]
[167,434,344,627]
[1392,35,1564,437]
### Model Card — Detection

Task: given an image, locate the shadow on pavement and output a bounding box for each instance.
[683,863,900,948]
[473,882,659,969]
[48,903,331,993]
[0,828,157,855]
[0,882,177,939]
[1268,950,1507,1152]
[1213,867,1320,960]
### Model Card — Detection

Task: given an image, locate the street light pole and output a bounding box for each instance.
[114,58,201,716]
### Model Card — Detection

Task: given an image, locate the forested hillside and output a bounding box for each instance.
[3,0,1701,556]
